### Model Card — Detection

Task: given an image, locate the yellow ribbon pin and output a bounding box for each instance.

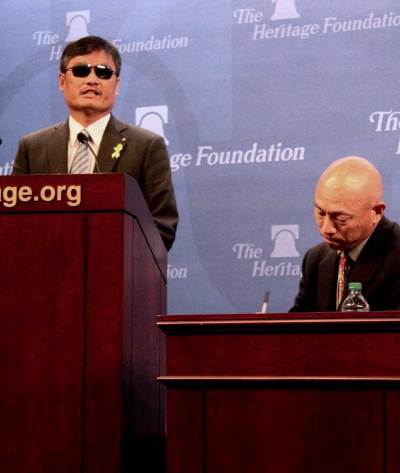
[111,143,124,159]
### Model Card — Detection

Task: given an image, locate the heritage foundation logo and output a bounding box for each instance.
[233,6,400,41]
[32,10,189,61]
[169,141,306,173]
[271,0,300,21]
[270,224,300,258]
[32,10,91,61]
[232,225,301,278]
[65,10,90,42]
[135,105,170,145]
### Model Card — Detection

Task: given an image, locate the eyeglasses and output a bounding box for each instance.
[65,64,118,80]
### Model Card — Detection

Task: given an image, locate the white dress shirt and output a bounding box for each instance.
[68,114,111,173]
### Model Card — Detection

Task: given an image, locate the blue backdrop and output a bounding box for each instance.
[1,0,399,314]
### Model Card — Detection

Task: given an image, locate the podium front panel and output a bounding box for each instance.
[0,175,166,473]
[159,314,400,473]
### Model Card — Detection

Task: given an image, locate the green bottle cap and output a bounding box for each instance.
[348,282,362,290]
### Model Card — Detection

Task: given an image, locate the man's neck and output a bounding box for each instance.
[69,110,111,128]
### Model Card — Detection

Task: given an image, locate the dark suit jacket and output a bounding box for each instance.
[290,216,400,312]
[12,115,178,250]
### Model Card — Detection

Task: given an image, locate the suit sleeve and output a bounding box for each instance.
[140,135,178,251]
[289,249,319,312]
[388,279,400,309]
[12,139,30,174]
[385,227,400,309]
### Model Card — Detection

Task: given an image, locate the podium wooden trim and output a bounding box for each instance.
[0,174,166,473]
[158,312,400,473]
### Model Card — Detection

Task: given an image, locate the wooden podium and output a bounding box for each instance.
[158,312,400,473]
[0,174,166,472]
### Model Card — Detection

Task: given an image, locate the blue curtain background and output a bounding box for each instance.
[1,0,399,314]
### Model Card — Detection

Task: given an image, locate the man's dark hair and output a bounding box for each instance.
[60,35,121,76]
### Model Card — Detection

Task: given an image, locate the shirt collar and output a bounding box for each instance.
[68,114,111,147]
[347,237,369,262]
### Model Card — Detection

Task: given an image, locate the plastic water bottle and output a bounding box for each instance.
[341,282,370,312]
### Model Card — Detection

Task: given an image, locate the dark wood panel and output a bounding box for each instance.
[129,215,166,471]
[167,388,204,473]
[207,388,383,473]
[0,174,166,280]
[84,213,166,472]
[0,214,85,473]
[160,314,400,473]
[85,213,125,472]
[165,331,400,378]
[386,390,400,473]
[130,214,163,435]
[0,175,167,473]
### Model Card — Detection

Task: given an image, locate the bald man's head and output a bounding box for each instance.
[314,156,386,251]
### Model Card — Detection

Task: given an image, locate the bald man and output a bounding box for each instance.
[290,156,400,312]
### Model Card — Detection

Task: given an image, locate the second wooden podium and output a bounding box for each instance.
[159,312,400,473]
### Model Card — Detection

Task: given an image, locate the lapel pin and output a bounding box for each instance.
[111,137,127,159]
[111,143,124,159]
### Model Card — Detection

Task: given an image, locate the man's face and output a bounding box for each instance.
[59,50,120,122]
[314,186,380,252]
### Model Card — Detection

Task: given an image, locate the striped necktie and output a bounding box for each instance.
[336,251,351,310]
[70,129,90,174]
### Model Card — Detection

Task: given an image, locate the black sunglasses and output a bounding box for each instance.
[65,64,118,80]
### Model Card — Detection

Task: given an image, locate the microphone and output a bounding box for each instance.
[258,291,270,314]
[77,131,100,173]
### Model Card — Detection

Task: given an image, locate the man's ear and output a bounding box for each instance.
[374,202,386,218]
[58,73,65,92]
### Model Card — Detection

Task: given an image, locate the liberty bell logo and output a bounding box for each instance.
[271,0,300,21]
[65,10,90,42]
[135,105,170,145]
[270,225,300,258]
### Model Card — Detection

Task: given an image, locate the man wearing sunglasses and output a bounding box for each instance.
[12,35,178,251]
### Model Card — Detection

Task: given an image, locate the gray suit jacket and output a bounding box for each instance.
[290,216,400,312]
[12,115,178,250]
